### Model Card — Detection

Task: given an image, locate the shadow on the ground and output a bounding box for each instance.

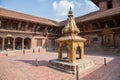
[80,58,120,80]
[17,60,48,66]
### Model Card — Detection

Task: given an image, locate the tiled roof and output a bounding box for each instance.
[0,8,59,26]
[60,7,120,26]
[81,7,120,22]
[60,11,100,26]
[0,7,120,27]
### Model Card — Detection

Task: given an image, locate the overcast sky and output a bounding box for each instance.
[0,0,99,21]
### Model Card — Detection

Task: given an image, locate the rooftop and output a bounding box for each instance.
[0,7,120,27]
[0,8,59,26]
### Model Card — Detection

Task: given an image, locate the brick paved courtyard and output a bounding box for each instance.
[0,50,120,80]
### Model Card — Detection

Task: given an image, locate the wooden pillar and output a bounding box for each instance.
[50,28,53,32]
[22,38,24,50]
[13,38,15,50]
[2,38,4,50]
[97,22,101,29]
[18,22,21,30]
[36,25,40,32]
[44,27,48,36]
[0,19,1,27]
[55,29,58,33]
[113,19,117,27]
[7,20,12,30]
[32,24,36,32]
[25,23,29,31]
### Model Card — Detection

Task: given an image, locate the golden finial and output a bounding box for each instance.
[62,7,80,36]
[68,6,73,17]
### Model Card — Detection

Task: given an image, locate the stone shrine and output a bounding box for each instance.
[49,7,94,74]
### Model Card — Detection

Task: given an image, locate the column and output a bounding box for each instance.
[18,22,21,30]
[13,38,15,50]
[81,47,84,59]
[22,38,24,50]
[25,23,28,31]
[0,20,1,27]
[44,27,48,36]
[58,43,62,59]
[97,22,101,29]
[113,19,117,27]
[32,24,36,32]
[2,38,5,51]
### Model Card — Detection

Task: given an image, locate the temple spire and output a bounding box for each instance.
[62,7,80,36]
[68,6,73,17]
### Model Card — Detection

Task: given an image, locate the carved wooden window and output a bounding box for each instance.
[92,37,98,41]
[37,39,42,47]
[92,23,98,30]
[107,0,112,9]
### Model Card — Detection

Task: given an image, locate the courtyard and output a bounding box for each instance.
[0,49,120,80]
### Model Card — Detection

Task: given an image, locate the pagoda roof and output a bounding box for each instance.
[81,7,120,22]
[0,7,120,27]
[62,7,80,36]
[91,0,106,6]
[60,7,120,26]
[0,8,59,26]
[57,35,86,41]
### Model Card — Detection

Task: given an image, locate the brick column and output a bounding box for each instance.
[22,38,24,50]
[2,38,5,51]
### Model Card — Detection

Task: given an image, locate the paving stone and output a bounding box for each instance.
[0,51,120,80]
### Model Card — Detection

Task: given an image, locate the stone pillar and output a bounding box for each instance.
[71,46,76,63]
[22,38,24,50]
[67,43,72,63]
[81,46,84,59]
[2,38,5,51]
[58,43,62,59]
[13,38,15,50]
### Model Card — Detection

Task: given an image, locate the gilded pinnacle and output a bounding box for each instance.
[62,7,80,36]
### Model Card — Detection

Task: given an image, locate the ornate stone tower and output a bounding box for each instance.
[49,7,94,74]
[57,7,86,63]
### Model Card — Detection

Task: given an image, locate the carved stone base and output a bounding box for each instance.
[49,58,94,74]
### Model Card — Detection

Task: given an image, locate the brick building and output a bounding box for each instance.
[0,0,120,52]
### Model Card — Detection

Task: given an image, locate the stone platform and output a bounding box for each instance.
[49,58,94,74]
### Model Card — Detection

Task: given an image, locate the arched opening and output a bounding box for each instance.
[76,46,81,59]
[0,37,2,51]
[24,38,31,49]
[61,43,68,59]
[15,37,22,50]
[5,37,13,50]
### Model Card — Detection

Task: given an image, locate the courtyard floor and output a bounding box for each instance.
[0,50,120,80]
